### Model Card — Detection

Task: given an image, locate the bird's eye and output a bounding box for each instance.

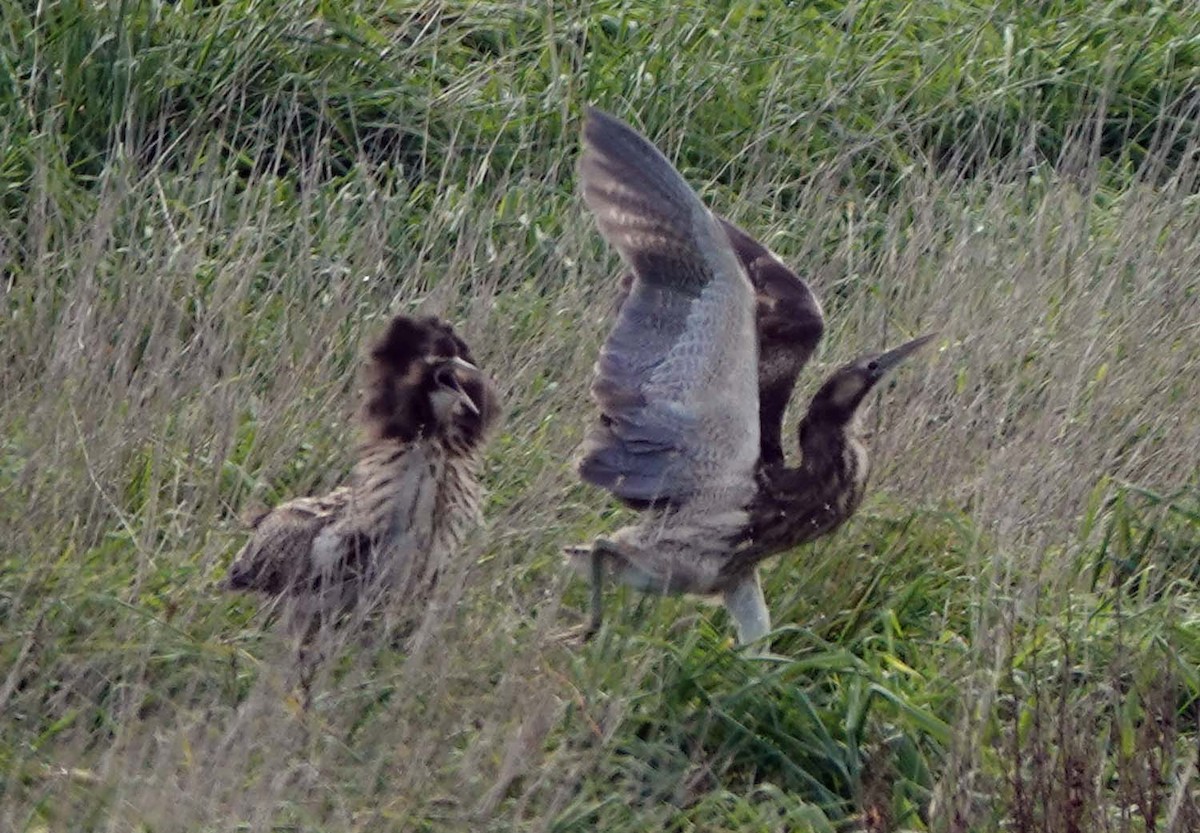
[866,360,879,373]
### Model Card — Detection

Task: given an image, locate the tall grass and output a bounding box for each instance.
[2,1,1198,830]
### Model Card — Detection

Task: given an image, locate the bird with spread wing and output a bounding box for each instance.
[567,108,932,647]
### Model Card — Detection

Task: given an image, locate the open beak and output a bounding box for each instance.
[439,356,481,415]
[870,333,937,378]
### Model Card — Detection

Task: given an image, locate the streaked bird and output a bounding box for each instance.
[568,108,932,646]
[225,314,500,640]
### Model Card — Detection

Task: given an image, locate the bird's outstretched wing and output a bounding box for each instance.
[717,218,824,466]
[608,220,825,469]
[577,108,760,506]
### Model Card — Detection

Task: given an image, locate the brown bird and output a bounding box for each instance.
[567,108,932,646]
[225,314,501,640]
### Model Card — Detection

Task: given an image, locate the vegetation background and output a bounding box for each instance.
[2,1,1198,830]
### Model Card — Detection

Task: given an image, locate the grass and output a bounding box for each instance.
[2,1,1199,830]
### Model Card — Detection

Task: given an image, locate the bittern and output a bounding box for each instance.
[567,108,933,646]
[225,314,501,639]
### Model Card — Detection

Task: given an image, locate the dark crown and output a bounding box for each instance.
[361,314,498,446]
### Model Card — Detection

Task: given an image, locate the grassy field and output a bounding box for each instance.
[2,1,1199,830]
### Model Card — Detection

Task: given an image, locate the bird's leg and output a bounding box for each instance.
[290,611,325,717]
[557,537,620,645]
[583,536,628,639]
[586,543,605,639]
[296,640,321,715]
[721,569,771,652]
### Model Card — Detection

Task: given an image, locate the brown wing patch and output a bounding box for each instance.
[225,497,341,594]
[717,217,824,466]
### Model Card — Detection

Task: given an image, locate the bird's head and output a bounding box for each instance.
[363,315,500,448]
[802,334,935,432]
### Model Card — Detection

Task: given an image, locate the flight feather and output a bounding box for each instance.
[577,108,760,506]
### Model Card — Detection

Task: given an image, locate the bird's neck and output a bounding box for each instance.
[749,413,869,545]
[797,412,862,475]
[721,412,872,580]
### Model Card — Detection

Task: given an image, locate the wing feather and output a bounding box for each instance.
[607,220,826,468]
[577,109,759,506]
[717,218,825,465]
[226,492,347,594]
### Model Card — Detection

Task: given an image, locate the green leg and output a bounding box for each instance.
[560,538,620,644]
[584,545,605,640]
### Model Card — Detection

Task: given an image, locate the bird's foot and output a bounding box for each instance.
[549,620,600,647]
[562,537,621,568]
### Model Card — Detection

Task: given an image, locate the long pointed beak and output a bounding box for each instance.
[870,333,937,377]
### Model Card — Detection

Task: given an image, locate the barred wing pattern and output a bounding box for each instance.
[576,108,760,507]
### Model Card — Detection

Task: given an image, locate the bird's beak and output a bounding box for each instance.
[870,333,937,377]
[441,356,481,415]
[446,356,479,373]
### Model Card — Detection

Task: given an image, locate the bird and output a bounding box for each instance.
[224,314,501,642]
[607,212,826,474]
[566,108,933,647]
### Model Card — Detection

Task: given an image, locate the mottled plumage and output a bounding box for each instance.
[719,216,825,467]
[726,334,936,577]
[225,314,500,637]
[606,215,824,484]
[568,109,932,647]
